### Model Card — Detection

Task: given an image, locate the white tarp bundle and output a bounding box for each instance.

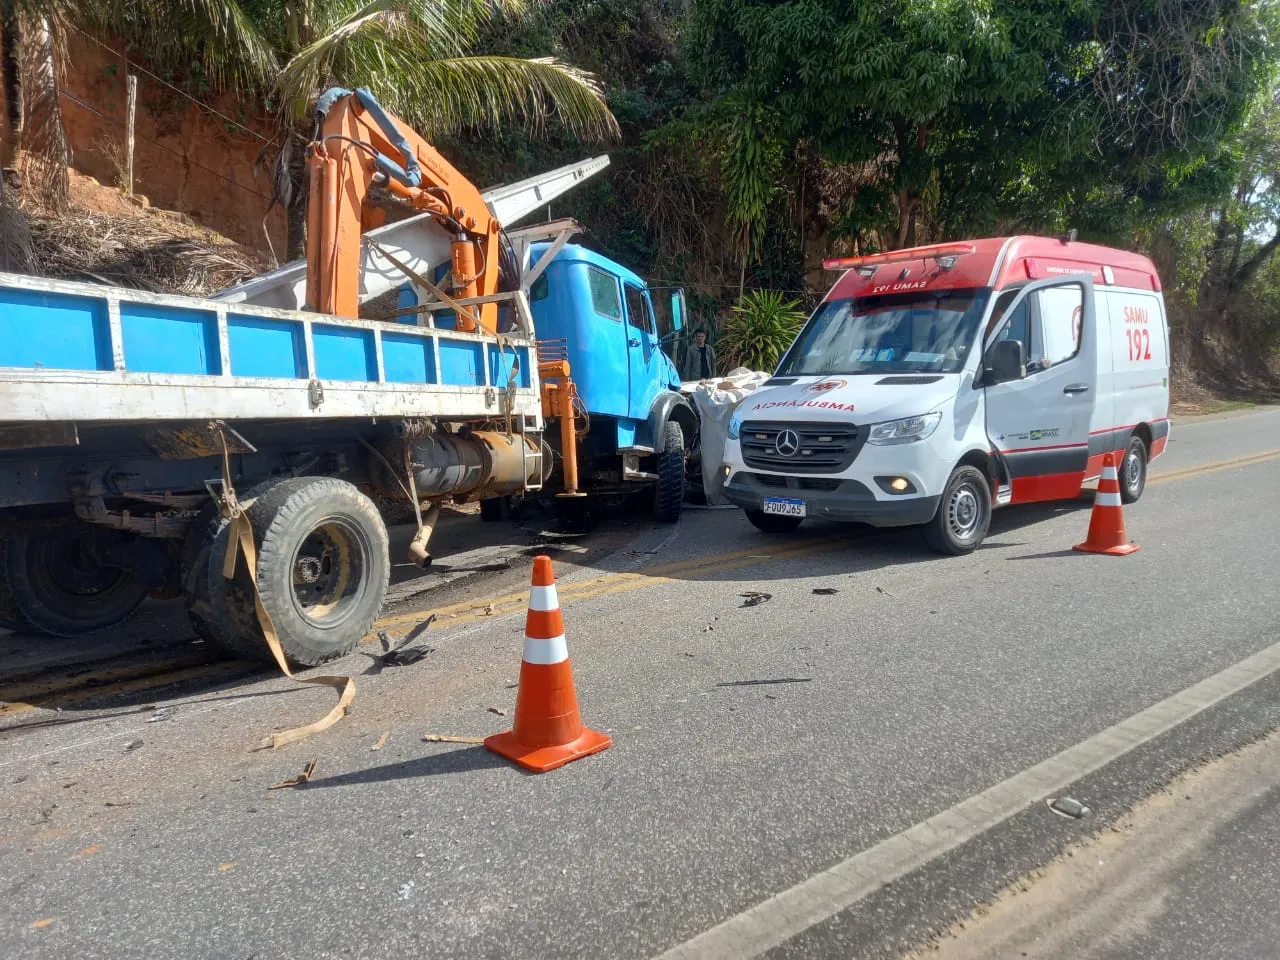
[683,367,771,505]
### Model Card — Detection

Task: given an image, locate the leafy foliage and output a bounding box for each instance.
[720,290,807,371]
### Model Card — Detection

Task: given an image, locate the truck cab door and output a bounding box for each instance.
[981,276,1097,503]
[623,283,663,422]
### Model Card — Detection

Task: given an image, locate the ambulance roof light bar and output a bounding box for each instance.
[823,242,978,274]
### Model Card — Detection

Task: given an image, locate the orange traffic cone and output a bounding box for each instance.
[485,555,612,773]
[1073,453,1139,556]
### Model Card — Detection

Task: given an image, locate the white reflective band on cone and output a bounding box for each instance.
[1102,466,1119,480]
[529,584,560,612]
[523,634,569,665]
[1095,491,1123,507]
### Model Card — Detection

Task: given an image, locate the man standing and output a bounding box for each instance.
[679,329,717,382]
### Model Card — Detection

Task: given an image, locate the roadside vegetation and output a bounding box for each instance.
[2,0,1279,398]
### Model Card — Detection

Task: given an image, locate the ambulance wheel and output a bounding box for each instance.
[1120,435,1148,504]
[924,466,991,556]
[746,510,803,534]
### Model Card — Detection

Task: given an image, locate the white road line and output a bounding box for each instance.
[654,635,1280,960]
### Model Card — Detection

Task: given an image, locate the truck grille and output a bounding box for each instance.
[740,421,862,474]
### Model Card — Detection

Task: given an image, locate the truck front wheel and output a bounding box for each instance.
[923,466,992,555]
[0,534,150,636]
[652,421,686,523]
[219,477,390,668]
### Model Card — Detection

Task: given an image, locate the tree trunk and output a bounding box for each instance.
[285,137,307,261]
[1,2,21,170]
[26,15,67,210]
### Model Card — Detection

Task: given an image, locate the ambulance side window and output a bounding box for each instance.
[1036,285,1084,367]
[990,291,1033,360]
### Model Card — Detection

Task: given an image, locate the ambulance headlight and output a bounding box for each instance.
[727,411,743,440]
[867,412,942,445]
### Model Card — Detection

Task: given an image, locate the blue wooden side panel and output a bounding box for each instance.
[0,287,112,371]
[120,302,221,375]
[313,324,377,382]
[382,332,436,384]
[487,344,532,389]
[227,314,307,379]
[439,339,485,386]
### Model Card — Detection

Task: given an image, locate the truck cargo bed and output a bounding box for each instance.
[0,273,539,425]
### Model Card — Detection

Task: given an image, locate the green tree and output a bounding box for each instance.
[688,0,1276,251]
[29,1,619,254]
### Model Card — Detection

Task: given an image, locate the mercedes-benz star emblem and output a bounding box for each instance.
[775,429,800,457]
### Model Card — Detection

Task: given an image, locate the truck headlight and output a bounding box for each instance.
[728,412,743,440]
[866,412,942,446]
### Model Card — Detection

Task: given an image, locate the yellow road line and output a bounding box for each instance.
[1149,447,1280,486]
[12,446,1280,711]
[373,536,847,630]
[0,660,258,718]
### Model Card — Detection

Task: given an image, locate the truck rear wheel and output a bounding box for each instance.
[222,477,390,668]
[652,421,686,523]
[181,504,266,662]
[923,465,991,555]
[0,534,150,636]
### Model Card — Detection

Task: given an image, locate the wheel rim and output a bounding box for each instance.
[31,539,132,602]
[290,517,369,629]
[1124,445,1144,494]
[947,482,983,542]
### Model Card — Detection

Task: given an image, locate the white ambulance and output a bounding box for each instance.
[720,237,1171,553]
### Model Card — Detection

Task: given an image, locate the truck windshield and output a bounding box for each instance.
[777,288,991,375]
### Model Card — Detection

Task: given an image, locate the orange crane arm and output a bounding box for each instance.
[304,87,503,331]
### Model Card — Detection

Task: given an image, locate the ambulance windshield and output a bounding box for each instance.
[778,288,991,376]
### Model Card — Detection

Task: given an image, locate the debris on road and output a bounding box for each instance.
[1048,796,1091,819]
[145,708,174,723]
[397,881,415,901]
[740,591,773,608]
[103,801,136,808]
[124,739,144,752]
[423,734,486,744]
[875,585,896,597]
[371,731,390,752]
[812,587,839,595]
[715,678,812,687]
[367,619,437,669]
[487,706,507,717]
[268,759,317,790]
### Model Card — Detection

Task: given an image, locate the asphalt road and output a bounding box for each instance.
[2,407,1279,960]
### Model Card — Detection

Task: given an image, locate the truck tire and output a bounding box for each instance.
[652,421,685,523]
[479,496,511,522]
[224,477,390,668]
[923,465,992,555]
[1119,434,1148,504]
[746,510,804,534]
[181,504,267,662]
[0,534,150,636]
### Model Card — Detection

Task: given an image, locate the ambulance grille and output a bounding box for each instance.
[740,421,862,474]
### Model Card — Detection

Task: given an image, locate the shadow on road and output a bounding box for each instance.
[303,745,511,788]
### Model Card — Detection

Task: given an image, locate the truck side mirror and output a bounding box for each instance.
[983,339,1026,385]
[670,290,685,332]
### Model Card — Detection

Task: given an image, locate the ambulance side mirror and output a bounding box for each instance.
[983,339,1026,385]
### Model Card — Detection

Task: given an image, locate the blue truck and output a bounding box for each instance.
[0,224,696,666]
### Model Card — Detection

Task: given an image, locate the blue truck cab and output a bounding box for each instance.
[526,242,699,520]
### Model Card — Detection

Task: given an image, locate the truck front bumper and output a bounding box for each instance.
[722,471,940,527]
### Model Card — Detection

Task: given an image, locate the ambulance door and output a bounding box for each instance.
[980,276,1098,503]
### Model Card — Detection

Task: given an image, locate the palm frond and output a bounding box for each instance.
[397,55,619,142]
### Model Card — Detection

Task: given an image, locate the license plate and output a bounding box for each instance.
[762,497,806,518]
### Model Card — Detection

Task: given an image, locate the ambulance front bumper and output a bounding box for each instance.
[722,471,941,527]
